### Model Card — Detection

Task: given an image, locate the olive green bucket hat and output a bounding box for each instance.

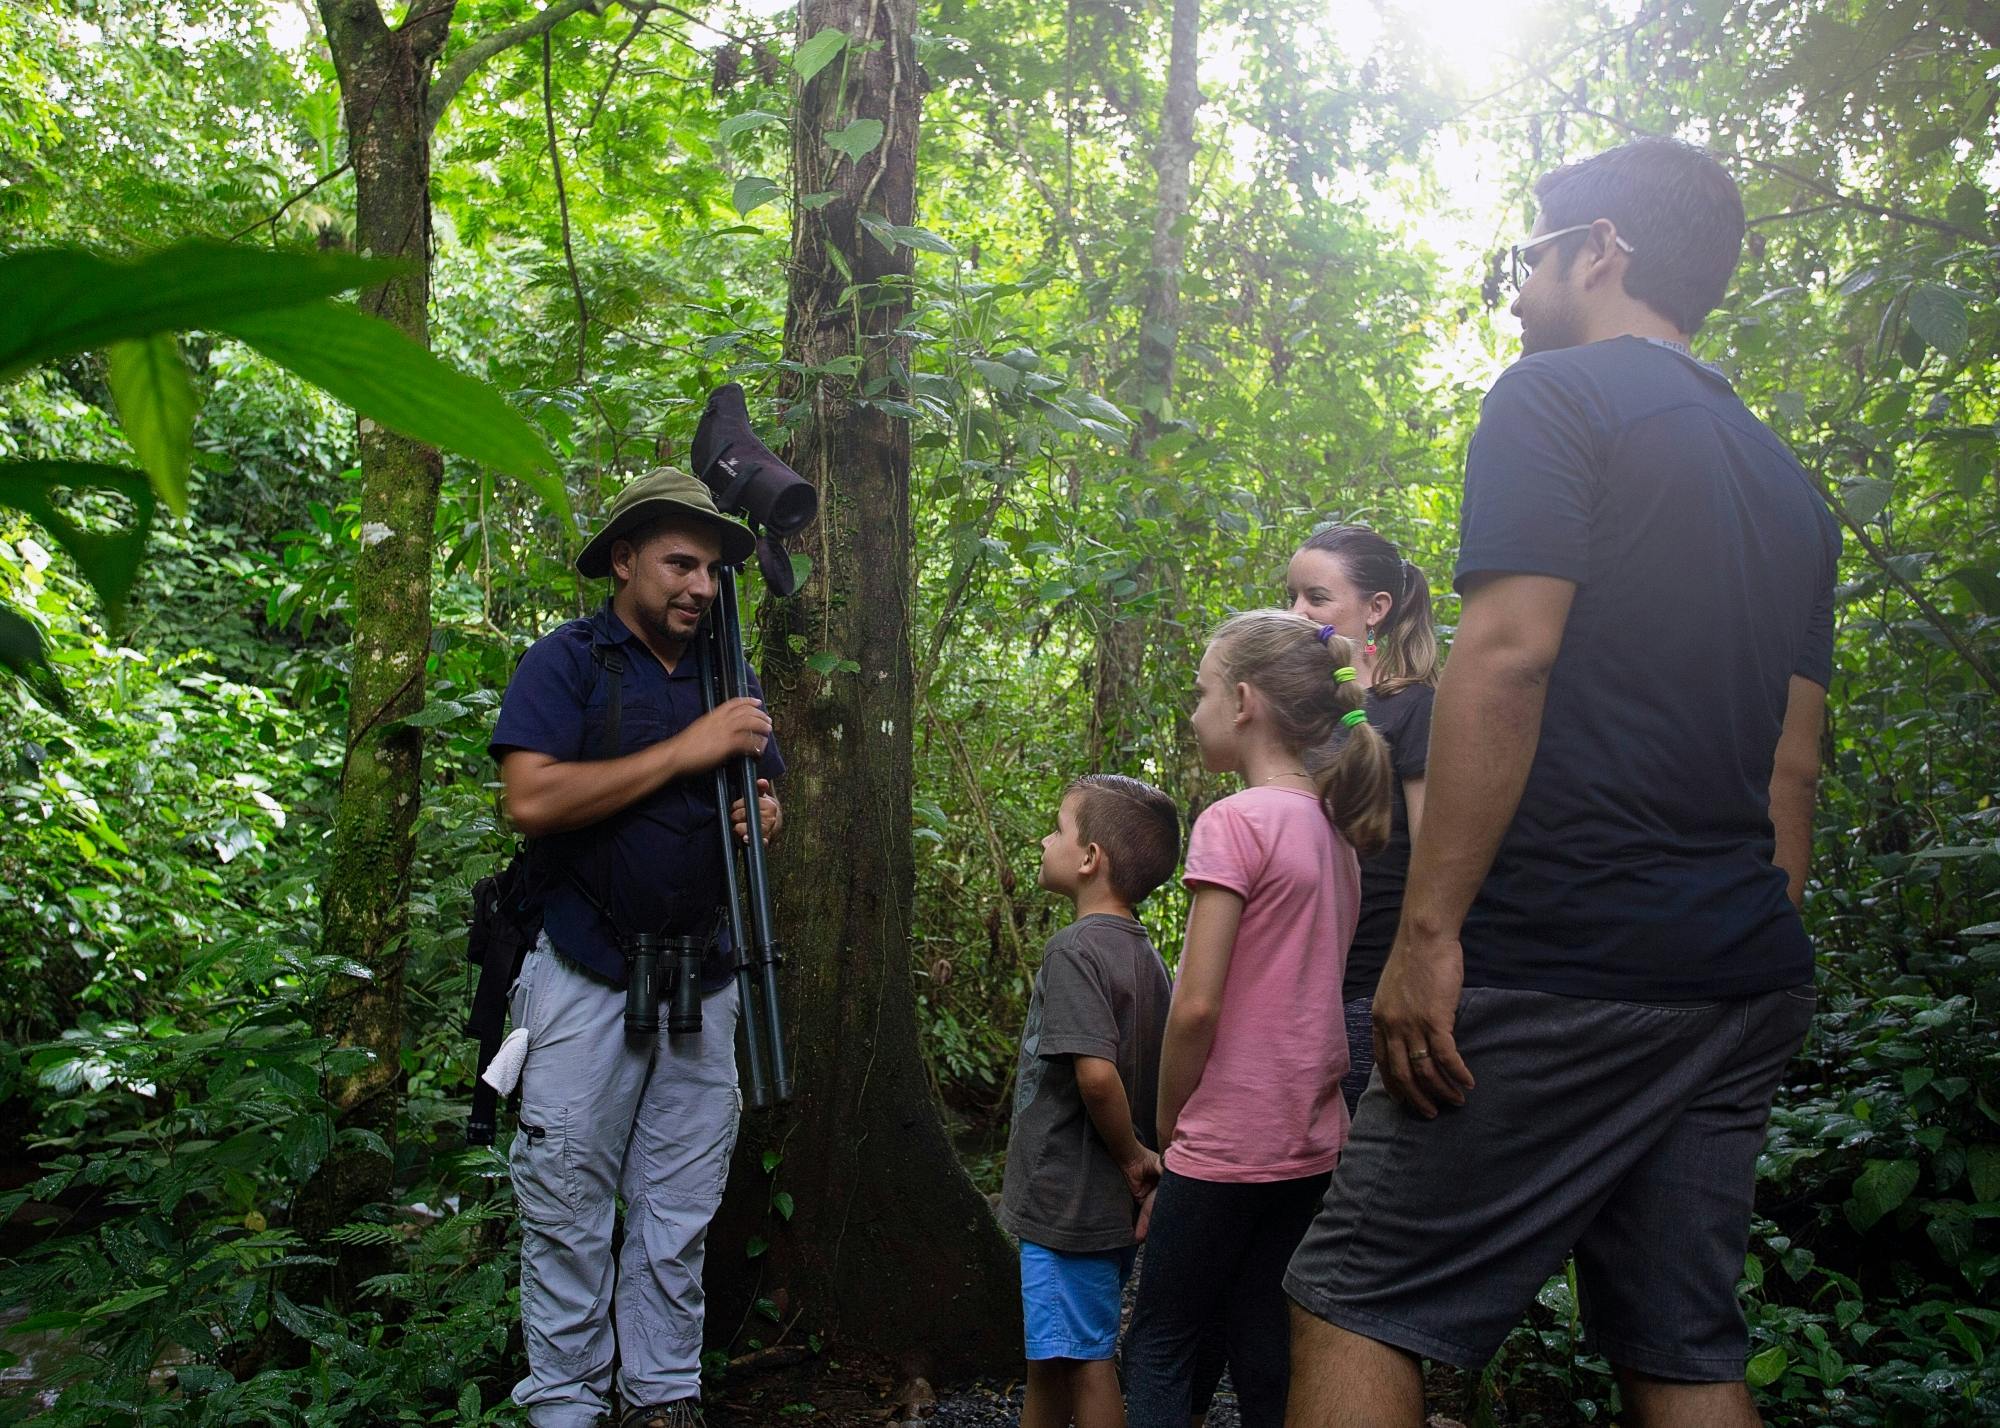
[574,467,757,578]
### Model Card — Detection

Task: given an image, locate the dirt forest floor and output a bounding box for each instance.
[705,1353,1487,1427]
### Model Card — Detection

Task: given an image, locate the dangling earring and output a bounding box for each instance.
[1365,624,1377,658]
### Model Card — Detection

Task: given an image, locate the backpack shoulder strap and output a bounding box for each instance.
[590,642,625,760]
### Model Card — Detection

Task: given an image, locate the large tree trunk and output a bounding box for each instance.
[1089,0,1200,768]
[708,0,1020,1379]
[297,0,456,1273]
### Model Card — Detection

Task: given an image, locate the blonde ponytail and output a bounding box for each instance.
[1207,610,1395,855]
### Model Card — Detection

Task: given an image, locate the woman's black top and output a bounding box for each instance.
[1345,681,1435,1004]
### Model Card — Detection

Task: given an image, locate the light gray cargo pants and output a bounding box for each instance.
[509,937,742,1427]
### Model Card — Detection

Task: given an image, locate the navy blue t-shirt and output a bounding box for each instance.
[1454,337,1839,1000]
[490,602,784,987]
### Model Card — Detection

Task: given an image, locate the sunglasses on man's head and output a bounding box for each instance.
[1505,223,1636,292]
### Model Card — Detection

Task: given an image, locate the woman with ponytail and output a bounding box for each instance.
[1287,524,1441,1114]
[1121,611,1393,1428]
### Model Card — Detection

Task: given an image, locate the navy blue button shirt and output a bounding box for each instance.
[490,602,784,987]
[1454,337,1839,1001]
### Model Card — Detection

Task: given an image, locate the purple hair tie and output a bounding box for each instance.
[1315,624,1338,645]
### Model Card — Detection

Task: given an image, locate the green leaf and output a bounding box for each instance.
[791,28,848,82]
[824,118,885,164]
[1947,568,2000,616]
[717,110,786,144]
[732,175,783,217]
[805,650,842,675]
[858,211,897,252]
[1970,1145,2000,1204]
[968,358,1021,394]
[398,699,473,729]
[1771,391,1805,425]
[772,1190,795,1221]
[0,460,157,617]
[893,224,958,256]
[84,1285,170,1319]
[745,1234,769,1259]
[216,302,563,507]
[457,1382,481,1422]
[1745,1346,1788,1388]
[1846,1158,1920,1230]
[0,243,393,383]
[1945,183,1989,233]
[0,605,48,681]
[1837,478,1892,524]
[279,1113,333,1182]
[1906,284,1969,359]
[105,332,196,517]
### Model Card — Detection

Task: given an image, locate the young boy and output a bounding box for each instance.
[1000,774,1181,1428]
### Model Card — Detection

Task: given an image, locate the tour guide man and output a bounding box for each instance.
[491,468,784,1428]
[1284,139,1841,1426]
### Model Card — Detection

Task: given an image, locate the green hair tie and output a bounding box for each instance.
[1342,709,1368,728]
[1332,666,1358,684]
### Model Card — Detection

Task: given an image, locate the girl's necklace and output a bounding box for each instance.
[1258,770,1312,786]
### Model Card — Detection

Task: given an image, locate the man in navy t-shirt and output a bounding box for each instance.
[1286,141,1840,1427]
[491,468,785,1428]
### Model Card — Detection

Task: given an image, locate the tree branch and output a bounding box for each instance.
[580,7,650,135]
[428,0,601,127]
[227,161,353,243]
[1814,475,2000,700]
[1532,72,1986,244]
[543,32,591,384]
[1746,202,1846,229]
[427,0,772,129]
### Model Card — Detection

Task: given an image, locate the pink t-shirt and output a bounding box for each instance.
[1167,786,1360,1183]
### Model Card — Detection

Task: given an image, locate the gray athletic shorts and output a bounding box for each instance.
[1284,983,1815,1382]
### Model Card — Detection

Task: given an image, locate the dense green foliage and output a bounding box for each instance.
[0,0,1995,1422]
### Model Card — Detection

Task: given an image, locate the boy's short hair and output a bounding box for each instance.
[1065,775,1181,905]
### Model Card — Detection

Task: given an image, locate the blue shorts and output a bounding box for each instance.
[1020,1240,1136,1362]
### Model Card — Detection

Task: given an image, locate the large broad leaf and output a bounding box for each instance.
[217,301,565,518]
[717,110,786,144]
[1846,1157,1920,1231]
[790,28,847,82]
[824,118,885,163]
[732,176,783,217]
[0,605,58,698]
[0,461,157,617]
[1907,284,1969,359]
[105,333,196,518]
[0,243,392,383]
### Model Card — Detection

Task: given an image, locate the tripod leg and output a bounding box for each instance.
[699,619,771,1108]
[717,573,792,1104]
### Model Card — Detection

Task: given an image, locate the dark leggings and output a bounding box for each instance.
[1122,1168,1332,1428]
[1185,1003,1372,1420]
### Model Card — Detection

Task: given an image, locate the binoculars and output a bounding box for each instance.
[622,932,707,1038]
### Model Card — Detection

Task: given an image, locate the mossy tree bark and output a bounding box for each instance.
[302,0,604,1281]
[296,0,458,1277]
[707,0,1022,1379]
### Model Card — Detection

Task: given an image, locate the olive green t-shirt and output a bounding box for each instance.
[998,914,1172,1253]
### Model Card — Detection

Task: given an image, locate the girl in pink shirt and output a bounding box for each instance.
[1123,611,1392,1428]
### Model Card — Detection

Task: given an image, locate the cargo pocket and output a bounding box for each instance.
[510,1102,580,1226]
[702,1085,744,1202]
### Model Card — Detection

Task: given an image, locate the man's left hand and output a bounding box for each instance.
[731,779,781,845]
[1372,926,1475,1118]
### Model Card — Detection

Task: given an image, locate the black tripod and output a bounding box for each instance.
[694,569,792,1108]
